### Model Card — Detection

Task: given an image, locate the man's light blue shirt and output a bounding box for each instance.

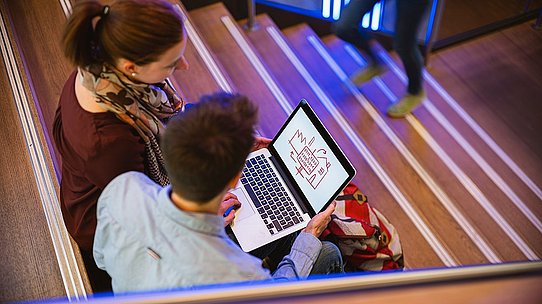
[93,172,322,293]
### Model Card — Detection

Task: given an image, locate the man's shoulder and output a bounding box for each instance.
[109,171,153,187]
[98,172,159,214]
[102,170,151,193]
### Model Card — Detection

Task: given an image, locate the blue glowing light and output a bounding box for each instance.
[332,0,342,20]
[361,12,370,28]
[371,1,381,31]
[322,0,331,18]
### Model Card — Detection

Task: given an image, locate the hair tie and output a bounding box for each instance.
[102,5,110,16]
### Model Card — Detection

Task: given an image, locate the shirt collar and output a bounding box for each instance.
[157,185,227,237]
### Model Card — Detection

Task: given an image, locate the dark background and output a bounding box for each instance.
[181,0,542,50]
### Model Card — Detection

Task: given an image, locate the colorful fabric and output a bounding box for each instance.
[79,64,184,185]
[321,183,404,271]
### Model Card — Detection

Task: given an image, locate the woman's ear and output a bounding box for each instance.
[116,58,138,76]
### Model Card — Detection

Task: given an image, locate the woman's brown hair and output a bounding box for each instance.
[62,0,185,68]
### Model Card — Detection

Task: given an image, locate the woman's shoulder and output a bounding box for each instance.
[58,70,78,108]
[58,69,107,114]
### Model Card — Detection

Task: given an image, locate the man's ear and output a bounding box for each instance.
[227,172,242,189]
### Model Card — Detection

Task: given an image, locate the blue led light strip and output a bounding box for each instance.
[371,1,381,30]
[322,0,331,18]
[361,11,371,28]
[360,0,382,30]
[332,0,342,20]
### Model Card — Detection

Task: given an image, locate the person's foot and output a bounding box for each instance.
[350,64,387,85]
[387,91,426,118]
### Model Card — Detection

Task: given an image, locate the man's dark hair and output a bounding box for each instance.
[162,92,258,202]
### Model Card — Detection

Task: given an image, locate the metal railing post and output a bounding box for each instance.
[423,0,445,66]
[533,8,542,30]
[244,0,259,31]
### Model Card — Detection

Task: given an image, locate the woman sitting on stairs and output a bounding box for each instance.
[54,0,293,293]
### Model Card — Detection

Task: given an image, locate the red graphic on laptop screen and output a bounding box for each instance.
[288,129,331,189]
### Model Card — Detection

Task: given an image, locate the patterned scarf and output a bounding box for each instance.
[79,64,184,186]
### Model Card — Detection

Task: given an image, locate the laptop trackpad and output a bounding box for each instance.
[230,187,254,222]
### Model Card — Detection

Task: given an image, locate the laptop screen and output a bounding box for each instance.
[271,100,355,214]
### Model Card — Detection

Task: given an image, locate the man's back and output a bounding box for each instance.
[93,171,270,293]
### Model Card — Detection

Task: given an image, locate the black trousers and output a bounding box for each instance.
[80,249,112,293]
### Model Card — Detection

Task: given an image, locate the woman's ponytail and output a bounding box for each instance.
[61,0,102,67]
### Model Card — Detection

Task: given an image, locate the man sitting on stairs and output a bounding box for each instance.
[93,92,343,293]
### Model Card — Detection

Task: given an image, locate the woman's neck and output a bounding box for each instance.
[74,70,107,113]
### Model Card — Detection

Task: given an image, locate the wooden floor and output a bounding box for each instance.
[435,0,542,41]
[0,0,541,302]
[431,21,542,167]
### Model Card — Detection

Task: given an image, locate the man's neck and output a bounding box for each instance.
[170,191,220,215]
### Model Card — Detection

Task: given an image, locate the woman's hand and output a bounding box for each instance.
[251,136,272,152]
[218,192,241,226]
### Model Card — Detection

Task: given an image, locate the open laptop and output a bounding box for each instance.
[230,99,356,252]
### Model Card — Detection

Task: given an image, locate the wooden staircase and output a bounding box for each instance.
[0,0,86,301]
[0,0,540,302]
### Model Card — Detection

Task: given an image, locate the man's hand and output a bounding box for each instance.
[219,192,241,226]
[251,136,272,152]
[302,201,336,238]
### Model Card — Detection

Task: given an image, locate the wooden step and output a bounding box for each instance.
[187,2,290,137]
[374,43,542,257]
[237,14,319,106]
[171,1,235,103]
[282,23,498,267]
[0,0,90,301]
[427,28,542,204]
[432,23,542,163]
[3,0,72,170]
[322,35,542,261]
[0,50,65,304]
[239,14,444,269]
[0,1,73,301]
[374,42,542,225]
[171,39,228,103]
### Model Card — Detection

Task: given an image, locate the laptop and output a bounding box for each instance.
[230,99,356,252]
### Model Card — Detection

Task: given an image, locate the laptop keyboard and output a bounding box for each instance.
[240,154,305,235]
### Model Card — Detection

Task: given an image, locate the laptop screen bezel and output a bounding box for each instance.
[268,99,356,216]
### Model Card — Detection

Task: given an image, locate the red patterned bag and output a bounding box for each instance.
[320,183,404,271]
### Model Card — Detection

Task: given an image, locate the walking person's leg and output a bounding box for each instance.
[387,0,430,118]
[333,0,386,84]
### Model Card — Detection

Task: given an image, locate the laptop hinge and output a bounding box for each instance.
[268,155,311,215]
